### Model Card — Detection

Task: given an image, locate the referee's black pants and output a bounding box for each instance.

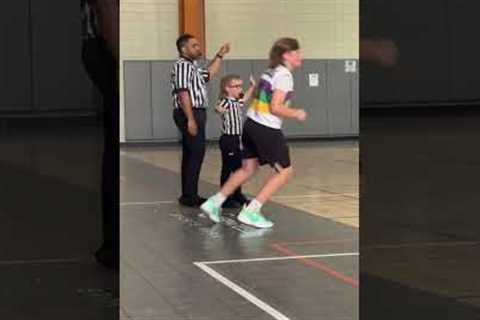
[173,108,206,199]
[81,37,119,267]
[219,134,244,200]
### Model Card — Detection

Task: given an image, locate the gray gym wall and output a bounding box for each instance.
[0,1,100,114]
[123,59,359,142]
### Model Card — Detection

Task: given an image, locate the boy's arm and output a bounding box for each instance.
[270,90,306,121]
[242,75,256,103]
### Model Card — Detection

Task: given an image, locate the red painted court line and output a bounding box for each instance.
[270,243,359,288]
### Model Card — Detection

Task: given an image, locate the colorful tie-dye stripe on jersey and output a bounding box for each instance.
[247,69,293,129]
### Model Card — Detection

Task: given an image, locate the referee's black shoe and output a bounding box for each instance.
[178,195,207,207]
[222,198,242,209]
[232,194,250,206]
[94,245,119,270]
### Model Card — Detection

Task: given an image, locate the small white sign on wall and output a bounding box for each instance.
[345,60,357,73]
[308,73,319,87]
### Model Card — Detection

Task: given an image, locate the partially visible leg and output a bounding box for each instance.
[230,136,247,202]
[182,131,199,198]
[219,119,260,198]
[202,119,260,222]
[82,37,119,269]
[180,132,190,197]
[184,131,205,198]
[219,135,231,188]
[187,110,206,200]
[220,135,246,206]
[236,122,292,228]
[237,165,293,229]
[251,126,292,207]
[201,158,259,223]
[173,109,190,198]
[220,158,259,197]
[255,165,293,203]
[173,109,206,205]
[100,91,119,265]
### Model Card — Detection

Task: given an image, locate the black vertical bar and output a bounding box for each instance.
[27,0,35,110]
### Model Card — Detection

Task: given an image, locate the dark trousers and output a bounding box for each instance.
[219,134,244,200]
[82,37,119,256]
[173,108,207,198]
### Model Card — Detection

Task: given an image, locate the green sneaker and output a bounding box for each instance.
[237,205,274,229]
[200,197,222,223]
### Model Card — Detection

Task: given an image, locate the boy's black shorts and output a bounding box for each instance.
[241,118,291,170]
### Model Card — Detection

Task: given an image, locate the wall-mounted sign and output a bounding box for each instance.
[345,60,357,73]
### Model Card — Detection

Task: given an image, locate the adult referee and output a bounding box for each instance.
[171,34,230,207]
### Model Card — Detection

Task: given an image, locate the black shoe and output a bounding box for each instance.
[195,196,207,205]
[232,194,249,205]
[94,246,119,270]
[222,198,242,209]
[178,195,196,207]
[178,195,206,207]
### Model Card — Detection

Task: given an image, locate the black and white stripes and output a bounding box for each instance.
[219,98,244,135]
[171,57,210,109]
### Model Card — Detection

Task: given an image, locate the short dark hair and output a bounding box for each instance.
[176,33,195,54]
[268,37,300,68]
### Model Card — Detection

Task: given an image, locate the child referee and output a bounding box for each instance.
[215,74,256,208]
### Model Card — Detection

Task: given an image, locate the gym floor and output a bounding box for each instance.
[0,118,117,320]
[3,109,478,320]
[120,140,359,320]
[360,109,480,319]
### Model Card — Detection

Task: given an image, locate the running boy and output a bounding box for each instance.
[201,37,307,228]
[215,74,256,208]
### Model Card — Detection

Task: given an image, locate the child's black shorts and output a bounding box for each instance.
[241,118,291,170]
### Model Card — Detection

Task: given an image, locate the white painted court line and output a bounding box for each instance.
[197,252,358,265]
[194,262,291,320]
[120,200,176,206]
[194,252,358,320]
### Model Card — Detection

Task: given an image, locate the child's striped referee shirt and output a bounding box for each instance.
[218,97,244,135]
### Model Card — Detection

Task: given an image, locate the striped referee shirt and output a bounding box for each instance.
[218,97,244,135]
[171,57,210,109]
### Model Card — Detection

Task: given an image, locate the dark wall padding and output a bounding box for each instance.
[361,0,480,107]
[0,1,100,113]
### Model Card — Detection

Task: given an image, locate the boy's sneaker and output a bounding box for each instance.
[237,205,274,229]
[200,197,222,223]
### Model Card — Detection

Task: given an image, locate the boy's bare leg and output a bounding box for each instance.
[234,165,293,229]
[255,165,293,204]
